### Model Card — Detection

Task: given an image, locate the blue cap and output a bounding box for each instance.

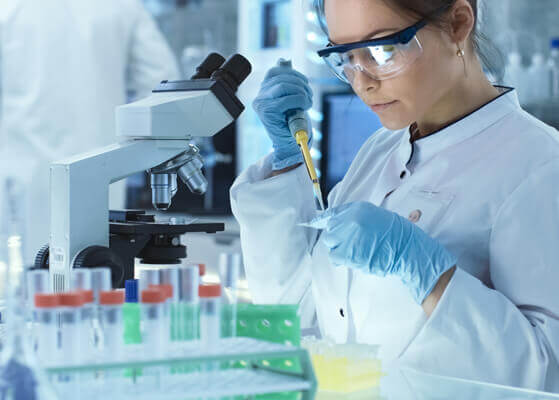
[125,279,139,303]
[551,38,559,49]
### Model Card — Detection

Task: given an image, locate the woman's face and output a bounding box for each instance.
[324,0,464,130]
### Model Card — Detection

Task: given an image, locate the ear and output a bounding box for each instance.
[447,0,476,46]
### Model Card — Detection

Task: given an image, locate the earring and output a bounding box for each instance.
[457,44,467,77]
[457,48,465,57]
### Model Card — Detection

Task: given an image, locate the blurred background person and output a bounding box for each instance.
[0,0,180,263]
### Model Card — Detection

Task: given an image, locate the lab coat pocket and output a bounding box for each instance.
[392,187,455,234]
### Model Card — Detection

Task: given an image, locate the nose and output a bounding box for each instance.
[351,66,380,93]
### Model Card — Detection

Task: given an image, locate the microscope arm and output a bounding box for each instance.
[49,139,189,291]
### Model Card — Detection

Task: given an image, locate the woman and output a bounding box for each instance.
[231,0,559,391]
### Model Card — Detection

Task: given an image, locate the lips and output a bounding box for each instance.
[369,100,398,113]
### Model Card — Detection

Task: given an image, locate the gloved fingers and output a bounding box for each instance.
[260,75,313,100]
[328,245,347,267]
[259,94,312,114]
[321,218,356,249]
[264,66,310,84]
[257,82,312,106]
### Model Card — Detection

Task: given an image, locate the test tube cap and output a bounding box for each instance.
[100,290,125,305]
[178,265,199,303]
[219,253,241,289]
[141,288,166,304]
[80,289,94,304]
[26,269,49,301]
[72,268,92,290]
[91,268,112,302]
[125,279,139,303]
[59,292,85,307]
[159,268,179,302]
[199,283,221,298]
[34,293,60,308]
[139,268,160,292]
[149,284,173,300]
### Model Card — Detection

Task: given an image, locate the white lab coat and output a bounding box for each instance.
[231,88,559,392]
[0,0,180,262]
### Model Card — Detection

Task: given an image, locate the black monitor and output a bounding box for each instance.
[320,92,383,201]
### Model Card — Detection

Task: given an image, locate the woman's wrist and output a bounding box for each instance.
[422,266,456,317]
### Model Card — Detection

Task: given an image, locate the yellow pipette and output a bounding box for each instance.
[278,58,325,211]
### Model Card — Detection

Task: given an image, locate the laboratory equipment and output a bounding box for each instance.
[159,267,180,340]
[177,265,200,341]
[59,292,85,365]
[149,284,173,341]
[526,53,551,103]
[123,279,142,345]
[26,269,50,310]
[219,252,241,337]
[33,294,60,366]
[139,268,160,293]
[0,178,58,399]
[320,92,383,194]
[39,52,251,290]
[199,283,221,352]
[279,59,325,211]
[99,290,125,360]
[91,267,111,303]
[550,38,559,98]
[301,337,381,393]
[141,289,167,357]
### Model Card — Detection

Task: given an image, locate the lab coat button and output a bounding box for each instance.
[339,308,345,317]
[400,170,407,179]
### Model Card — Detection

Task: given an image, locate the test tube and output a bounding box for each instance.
[141,288,167,357]
[99,290,125,360]
[178,265,199,341]
[91,268,111,348]
[139,268,160,293]
[72,269,95,357]
[219,253,241,338]
[159,268,179,341]
[34,293,60,366]
[149,284,173,342]
[123,279,141,345]
[27,269,50,310]
[59,292,85,365]
[199,284,221,352]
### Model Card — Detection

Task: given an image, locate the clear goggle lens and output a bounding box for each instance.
[323,36,423,83]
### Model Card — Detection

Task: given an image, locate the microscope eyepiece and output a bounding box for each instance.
[190,52,226,80]
[211,54,252,92]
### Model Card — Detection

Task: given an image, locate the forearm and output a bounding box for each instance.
[422,266,456,317]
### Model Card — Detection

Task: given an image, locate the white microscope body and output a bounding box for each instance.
[46,54,251,291]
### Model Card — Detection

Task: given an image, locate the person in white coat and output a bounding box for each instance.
[231,0,559,392]
[0,0,180,263]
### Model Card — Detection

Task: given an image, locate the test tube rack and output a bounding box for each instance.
[45,337,317,399]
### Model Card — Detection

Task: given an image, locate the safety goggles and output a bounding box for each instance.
[317,19,427,83]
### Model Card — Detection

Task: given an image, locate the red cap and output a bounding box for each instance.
[59,292,85,307]
[34,293,60,308]
[149,284,173,300]
[198,263,206,276]
[80,289,94,304]
[99,290,125,305]
[199,283,221,298]
[141,289,166,304]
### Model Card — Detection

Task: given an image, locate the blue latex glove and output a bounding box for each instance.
[320,201,457,305]
[252,65,313,170]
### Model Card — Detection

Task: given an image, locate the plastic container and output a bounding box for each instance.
[199,284,221,352]
[27,269,50,310]
[149,283,173,341]
[91,268,112,303]
[99,290,125,360]
[505,52,529,105]
[123,279,142,345]
[139,268,160,293]
[59,292,85,364]
[34,293,60,365]
[141,288,167,357]
[219,253,241,338]
[177,265,200,342]
[549,38,559,98]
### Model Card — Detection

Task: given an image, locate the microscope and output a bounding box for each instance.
[34,53,252,291]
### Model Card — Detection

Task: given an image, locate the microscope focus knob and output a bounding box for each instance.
[33,244,50,270]
[73,246,125,288]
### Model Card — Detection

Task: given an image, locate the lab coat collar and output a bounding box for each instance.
[397,87,519,167]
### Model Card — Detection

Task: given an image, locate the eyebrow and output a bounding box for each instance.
[329,27,399,46]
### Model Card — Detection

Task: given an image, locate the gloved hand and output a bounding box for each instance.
[252,64,313,170]
[320,201,457,305]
